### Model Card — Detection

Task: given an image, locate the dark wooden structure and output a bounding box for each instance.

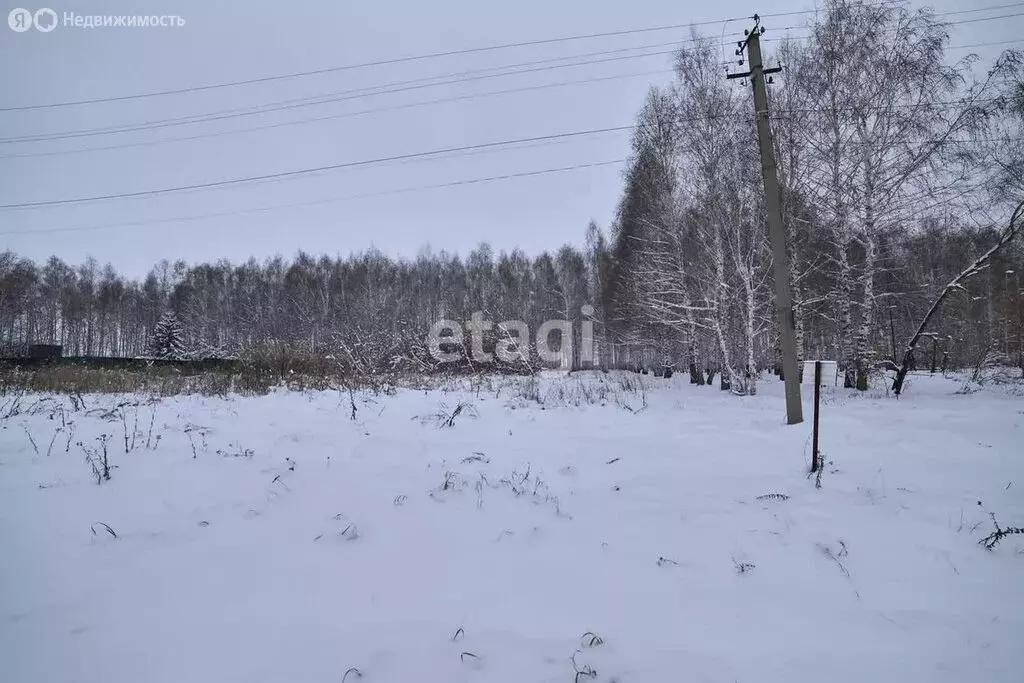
[28,344,62,359]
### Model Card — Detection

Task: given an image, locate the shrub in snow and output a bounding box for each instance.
[90,522,117,538]
[417,401,478,428]
[978,501,1024,550]
[79,434,112,484]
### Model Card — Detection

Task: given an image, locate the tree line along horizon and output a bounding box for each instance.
[1,1,1022,391]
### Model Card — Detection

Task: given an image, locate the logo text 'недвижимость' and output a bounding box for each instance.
[8,8,185,32]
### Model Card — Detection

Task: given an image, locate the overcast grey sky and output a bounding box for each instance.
[0,0,1015,277]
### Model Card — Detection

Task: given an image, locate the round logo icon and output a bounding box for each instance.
[34,7,57,32]
[8,7,33,32]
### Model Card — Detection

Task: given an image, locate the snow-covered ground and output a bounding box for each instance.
[1,371,1022,683]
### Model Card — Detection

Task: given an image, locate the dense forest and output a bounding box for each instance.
[2,1,1023,390]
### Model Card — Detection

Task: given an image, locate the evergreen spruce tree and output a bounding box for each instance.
[148,312,186,360]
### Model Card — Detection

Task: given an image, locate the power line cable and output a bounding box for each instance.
[3,132,1011,237]
[0,25,752,112]
[0,0,927,112]
[0,126,638,209]
[2,34,1018,159]
[0,48,687,144]
[941,9,1024,26]
[0,106,1009,210]
[0,70,673,160]
[928,2,1024,16]
[4,10,1015,146]
[0,159,627,236]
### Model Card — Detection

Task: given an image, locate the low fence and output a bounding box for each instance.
[0,356,242,373]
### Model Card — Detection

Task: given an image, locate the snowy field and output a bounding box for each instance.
[1,371,1022,683]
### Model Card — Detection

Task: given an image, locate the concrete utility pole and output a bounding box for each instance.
[728,15,803,424]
